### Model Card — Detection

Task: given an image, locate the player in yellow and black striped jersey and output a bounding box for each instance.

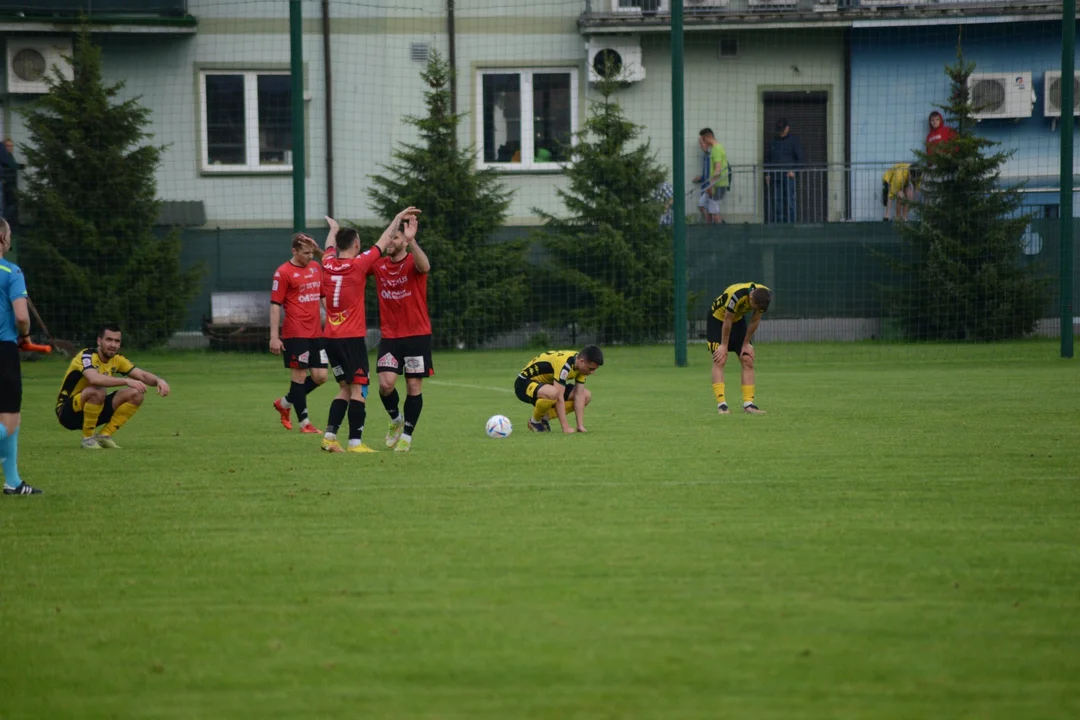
[55,324,171,449]
[514,345,604,434]
[706,282,772,415]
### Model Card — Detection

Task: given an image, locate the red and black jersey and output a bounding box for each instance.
[271,260,322,339]
[368,253,431,339]
[321,246,382,340]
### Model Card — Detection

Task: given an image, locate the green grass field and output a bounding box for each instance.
[1,343,1078,719]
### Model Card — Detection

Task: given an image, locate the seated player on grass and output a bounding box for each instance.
[54,324,171,449]
[514,346,603,434]
[706,282,771,415]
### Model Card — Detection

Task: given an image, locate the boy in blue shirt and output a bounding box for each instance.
[0,218,41,495]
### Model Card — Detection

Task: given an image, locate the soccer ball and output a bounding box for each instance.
[485,414,512,439]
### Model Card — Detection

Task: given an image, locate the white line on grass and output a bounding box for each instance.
[428,380,514,394]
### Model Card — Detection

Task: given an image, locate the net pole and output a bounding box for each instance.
[290,0,307,233]
[1061,4,1075,358]
[672,0,687,367]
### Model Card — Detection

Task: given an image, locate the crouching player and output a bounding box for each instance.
[514,346,603,434]
[55,324,171,448]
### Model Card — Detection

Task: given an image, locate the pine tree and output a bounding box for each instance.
[366,51,525,350]
[532,78,672,345]
[17,29,201,349]
[893,43,1046,341]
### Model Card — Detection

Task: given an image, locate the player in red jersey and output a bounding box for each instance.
[369,213,431,453]
[319,207,421,454]
[270,233,327,433]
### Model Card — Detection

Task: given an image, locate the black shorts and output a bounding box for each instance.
[514,376,575,406]
[325,337,370,385]
[55,392,119,431]
[0,341,22,414]
[706,315,749,355]
[376,335,434,378]
[282,337,327,370]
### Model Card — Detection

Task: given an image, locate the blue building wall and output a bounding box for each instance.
[850,21,1080,220]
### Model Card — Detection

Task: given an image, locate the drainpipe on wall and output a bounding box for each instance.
[448,0,458,119]
[843,27,851,221]
[322,0,335,218]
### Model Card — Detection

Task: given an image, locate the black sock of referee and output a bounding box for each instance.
[381,387,401,421]
[287,382,308,424]
[325,398,348,438]
[403,393,423,438]
[303,376,319,395]
[347,399,367,442]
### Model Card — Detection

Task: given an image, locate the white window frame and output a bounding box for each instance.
[199,70,292,174]
[476,67,578,172]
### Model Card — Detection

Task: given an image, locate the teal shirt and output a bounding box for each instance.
[0,258,28,342]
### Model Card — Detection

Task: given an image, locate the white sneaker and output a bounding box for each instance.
[385,418,405,448]
[81,437,102,450]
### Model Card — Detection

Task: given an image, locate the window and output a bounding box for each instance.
[477,68,578,171]
[200,71,292,173]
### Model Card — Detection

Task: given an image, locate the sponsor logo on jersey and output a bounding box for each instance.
[378,353,400,369]
[404,356,425,374]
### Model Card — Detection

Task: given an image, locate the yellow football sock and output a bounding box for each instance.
[712,383,726,404]
[102,402,140,436]
[742,385,755,405]
[533,398,555,423]
[82,402,104,438]
[562,400,575,416]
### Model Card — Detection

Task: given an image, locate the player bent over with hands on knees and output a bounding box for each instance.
[319,208,420,454]
[55,324,171,448]
[707,283,771,415]
[369,212,432,453]
[0,217,42,494]
[515,346,603,434]
[270,232,327,433]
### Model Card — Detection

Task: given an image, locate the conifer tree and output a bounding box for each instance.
[366,51,526,349]
[532,78,673,344]
[18,28,201,349]
[894,44,1046,341]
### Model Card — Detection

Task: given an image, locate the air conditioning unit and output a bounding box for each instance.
[587,37,645,84]
[686,0,730,9]
[747,0,798,7]
[6,37,74,94]
[968,72,1035,120]
[610,0,669,13]
[1044,71,1080,117]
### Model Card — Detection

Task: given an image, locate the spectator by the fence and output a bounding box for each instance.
[0,139,21,223]
[693,128,729,224]
[925,111,957,156]
[765,118,803,223]
[691,137,710,223]
[881,162,917,222]
[654,180,674,227]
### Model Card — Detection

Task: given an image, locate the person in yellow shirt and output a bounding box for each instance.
[514,346,603,434]
[706,282,772,414]
[55,324,171,449]
[881,162,919,222]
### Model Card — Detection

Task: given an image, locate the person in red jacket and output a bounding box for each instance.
[925,111,958,155]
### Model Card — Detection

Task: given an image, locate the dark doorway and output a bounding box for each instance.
[763,91,828,224]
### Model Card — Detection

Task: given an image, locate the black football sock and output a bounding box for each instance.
[347,399,367,441]
[381,387,401,420]
[303,376,319,395]
[325,398,348,437]
[288,381,308,423]
[403,393,423,438]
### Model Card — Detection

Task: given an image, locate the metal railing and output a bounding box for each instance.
[684,160,1072,225]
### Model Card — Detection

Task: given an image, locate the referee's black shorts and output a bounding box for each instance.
[0,341,22,413]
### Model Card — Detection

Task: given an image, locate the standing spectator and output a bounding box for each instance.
[691,137,711,223]
[925,111,958,156]
[765,118,803,224]
[693,128,729,224]
[654,180,674,227]
[0,139,22,224]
